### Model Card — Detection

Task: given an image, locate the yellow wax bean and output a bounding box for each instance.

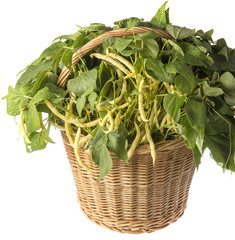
[127,122,140,160]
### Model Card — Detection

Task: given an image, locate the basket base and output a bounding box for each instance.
[79,199,187,234]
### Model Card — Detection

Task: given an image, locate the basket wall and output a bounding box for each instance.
[61,131,195,234]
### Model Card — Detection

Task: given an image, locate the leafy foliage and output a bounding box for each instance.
[5,2,235,181]
[67,69,98,97]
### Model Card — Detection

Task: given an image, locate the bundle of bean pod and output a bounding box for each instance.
[45,49,179,171]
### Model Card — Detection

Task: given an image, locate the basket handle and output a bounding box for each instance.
[57,26,172,88]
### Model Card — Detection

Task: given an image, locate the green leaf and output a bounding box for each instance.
[114,37,133,52]
[120,48,137,57]
[205,102,233,134]
[31,70,50,96]
[196,29,214,41]
[166,60,193,79]
[26,131,54,153]
[16,59,52,88]
[151,1,169,28]
[62,48,73,70]
[145,58,172,82]
[78,23,111,33]
[216,38,228,49]
[178,42,214,67]
[44,72,58,84]
[67,69,97,97]
[163,94,185,122]
[184,97,206,136]
[174,75,193,94]
[134,57,143,74]
[136,31,160,40]
[6,86,24,116]
[178,116,198,149]
[168,40,184,56]
[22,42,66,70]
[145,39,159,56]
[72,31,87,49]
[114,17,142,29]
[218,46,229,61]
[85,126,107,150]
[79,86,95,98]
[98,61,112,90]
[166,61,196,93]
[25,102,41,135]
[52,46,65,73]
[204,106,235,171]
[130,89,138,96]
[166,24,195,40]
[32,87,53,103]
[126,18,142,30]
[100,78,113,98]
[53,31,81,42]
[154,1,168,23]
[203,81,224,97]
[197,45,208,54]
[32,84,65,104]
[145,58,164,75]
[92,144,113,182]
[102,37,116,49]
[107,129,128,162]
[6,86,31,116]
[224,94,235,106]
[177,116,204,168]
[43,83,66,98]
[76,95,86,116]
[192,144,203,168]
[140,48,156,58]
[209,52,233,72]
[88,92,97,113]
[220,72,235,94]
[205,133,235,171]
[34,42,66,65]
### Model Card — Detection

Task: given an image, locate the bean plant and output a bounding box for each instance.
[5,2,235,181]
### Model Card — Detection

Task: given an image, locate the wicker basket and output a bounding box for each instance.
[57,27,196,234]
[61,132,195,233]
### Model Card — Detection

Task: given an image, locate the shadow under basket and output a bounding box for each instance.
[61,131,196,234]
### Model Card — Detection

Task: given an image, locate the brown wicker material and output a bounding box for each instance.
[61,132,195,234]
[57,27,196,233]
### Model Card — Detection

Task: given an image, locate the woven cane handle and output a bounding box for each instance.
[57,26,172,88]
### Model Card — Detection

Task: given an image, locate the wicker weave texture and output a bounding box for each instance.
[61,132,195,234]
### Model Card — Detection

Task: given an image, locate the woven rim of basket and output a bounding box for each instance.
[62,130,185,156]
[56,26,172,88]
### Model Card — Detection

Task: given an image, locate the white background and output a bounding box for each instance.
[1,0,235,239]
